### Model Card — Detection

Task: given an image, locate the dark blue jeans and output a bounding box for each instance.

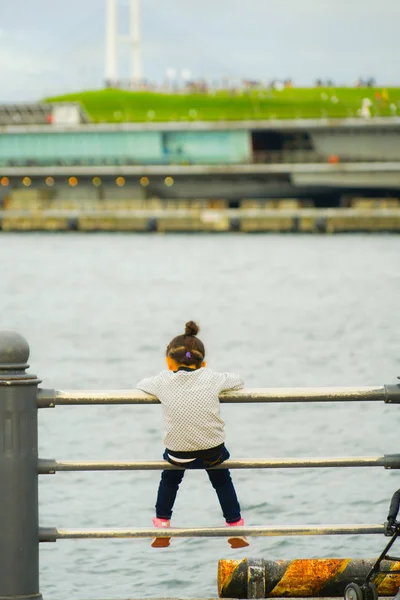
[155,445,241,523]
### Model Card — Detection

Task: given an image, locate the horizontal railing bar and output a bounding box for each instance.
[37,454,400,474]
[39,524,385,542]
[37,384,400,407]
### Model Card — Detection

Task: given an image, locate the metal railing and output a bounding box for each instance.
[37,384,400,406]
[37,455,400,474]
[39,524,385,543]
[0,329,399,600]
[1,151,400,169]
[252,150,399,164]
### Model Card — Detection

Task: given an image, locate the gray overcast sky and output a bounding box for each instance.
[1,0,399,102]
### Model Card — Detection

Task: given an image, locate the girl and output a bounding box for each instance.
[136,320,249,549]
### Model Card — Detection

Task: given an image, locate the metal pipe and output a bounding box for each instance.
[4,162,400,178]
[37,384,395,408]
[39,524,385,542]
[0,332,43,600]
[0,117,399,133]
[218,558,400,598]
[37,454,400,474]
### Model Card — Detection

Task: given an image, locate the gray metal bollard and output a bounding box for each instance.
[0,331,42,600]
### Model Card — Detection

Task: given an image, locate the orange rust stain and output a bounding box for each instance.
[376,561,400,595]
[270,558,351,597]
[218,559,242,597]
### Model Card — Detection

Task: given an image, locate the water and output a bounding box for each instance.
[2,232,400,599]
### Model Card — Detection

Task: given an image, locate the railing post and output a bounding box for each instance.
[0,331,42,600]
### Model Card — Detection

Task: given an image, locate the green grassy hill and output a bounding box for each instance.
[45,87,400,123]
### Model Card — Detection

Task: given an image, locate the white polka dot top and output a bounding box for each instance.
[136,367,244,452]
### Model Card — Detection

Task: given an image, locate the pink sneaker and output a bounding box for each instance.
[226,518,249,549]
[151,517,171,548]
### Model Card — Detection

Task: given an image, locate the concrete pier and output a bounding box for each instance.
[1,207,400,233]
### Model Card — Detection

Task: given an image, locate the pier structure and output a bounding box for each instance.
[1,113,400,232]
[1,330,400,598]
[1,118,400,202]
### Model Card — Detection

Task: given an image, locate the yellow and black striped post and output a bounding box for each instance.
[218,558,400,598]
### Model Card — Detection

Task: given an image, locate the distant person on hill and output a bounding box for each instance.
[359,98,372,118]
[136,320,249,549]
[382,89,389,106]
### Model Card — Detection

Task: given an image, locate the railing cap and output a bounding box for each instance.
[0,330,39,384]
[0,330,29,369]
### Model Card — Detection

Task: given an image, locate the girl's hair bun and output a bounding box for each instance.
[185,321,199,336]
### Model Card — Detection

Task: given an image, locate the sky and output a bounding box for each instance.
[1,0,400,102]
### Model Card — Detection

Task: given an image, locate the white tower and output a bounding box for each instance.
[105,0,143,87]
[105,0,117,85]
[131,0,142,85]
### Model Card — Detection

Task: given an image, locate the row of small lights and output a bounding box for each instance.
[0,176,175,188]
